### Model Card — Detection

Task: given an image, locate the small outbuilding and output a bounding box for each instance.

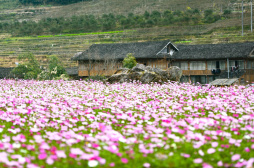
[0,67,14,79]
[209,78,239,86]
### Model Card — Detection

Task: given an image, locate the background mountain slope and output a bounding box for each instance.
[0,0,253,69]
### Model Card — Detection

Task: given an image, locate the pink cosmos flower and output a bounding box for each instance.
[245,147,250,152]
[56,150,66,158]
[121,158,128,164]
[217,161,223,166]
[143,163,150,167]
[38,153,47,160]
[92,143,99,148]
[117,153,122,157]
[231,154,240,161]
[211,142,218,148]
[69,153,77,158]
[246,158,254,168]
[46,157,54,165]
[193,158,203,164]
[70,148,84,155]
[109,162,115,167]
[181,153,190,158]
[202,163,213,168]
[207,148,215,154]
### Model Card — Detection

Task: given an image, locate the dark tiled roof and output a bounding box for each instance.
[172,42,254,60]
[72,40,178,61]
[0,67,14,79]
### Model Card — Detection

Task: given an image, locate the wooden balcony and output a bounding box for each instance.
[182,70,212,76]
[182,70,227,76]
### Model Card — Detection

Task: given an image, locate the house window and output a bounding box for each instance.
[207,61,216,70]
[229,60,244,70]
[172,62,180,68]
[220,61,226,70]
[171,61,188,70]
[246,60,254,69]
[190,76,207,84]
[239,61,244,69]
[180,62,188,70]
[190,61,206,70]
[207,60,226,70]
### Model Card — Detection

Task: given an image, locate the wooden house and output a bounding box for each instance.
[172,42,254,85]
[72,40,178,77]
[72,41,254,85]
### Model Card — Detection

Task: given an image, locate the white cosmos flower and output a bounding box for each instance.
[119,137,126,143]
[244,135,251,139]
[20,149,28,153]
[171,143,177,149]
[13,143,21,148]
[88,160,99,167]
[18,157,26,164]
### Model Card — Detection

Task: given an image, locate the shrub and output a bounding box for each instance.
[37,55,67,80]
[48,55,66,79]
[123,53,137,69]
[223,9,232,15]
[12,53,41,79]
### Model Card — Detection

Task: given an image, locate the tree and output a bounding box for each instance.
[48,55,66,79]
[123,53,137,69]
[144,11,150,19]
[95,54,117,77]
[37,55,67,80]
[12,53,41,79]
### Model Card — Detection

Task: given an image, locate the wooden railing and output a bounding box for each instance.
[182,70,228,76]
[79,69,117,76]
[182,70,212,75]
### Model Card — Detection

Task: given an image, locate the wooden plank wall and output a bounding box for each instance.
[78,58,254,85]
[78,58,169,77]
[242,70,254,85]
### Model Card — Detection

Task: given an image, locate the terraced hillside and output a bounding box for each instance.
[0,0,253,70]
[1,19,254,68]
[0,0,239,22]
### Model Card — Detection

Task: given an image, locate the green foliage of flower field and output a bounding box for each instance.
[0,80,253,168]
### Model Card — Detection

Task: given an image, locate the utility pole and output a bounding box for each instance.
[242,0,244,36]
[251,0,253,32]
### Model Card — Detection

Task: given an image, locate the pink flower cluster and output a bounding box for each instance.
[0,79,253,167]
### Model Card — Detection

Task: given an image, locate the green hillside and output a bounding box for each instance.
[0,0,253,69]
[0,0,244,19]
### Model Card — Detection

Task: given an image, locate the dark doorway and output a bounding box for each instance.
[216,61,220,69]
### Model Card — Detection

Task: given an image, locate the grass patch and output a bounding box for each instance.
[37,30,136,38]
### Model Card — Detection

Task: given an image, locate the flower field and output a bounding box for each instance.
[0,79,253,168]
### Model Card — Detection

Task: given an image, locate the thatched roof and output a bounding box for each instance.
[172,42,254,60]
[72,40,178,61]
